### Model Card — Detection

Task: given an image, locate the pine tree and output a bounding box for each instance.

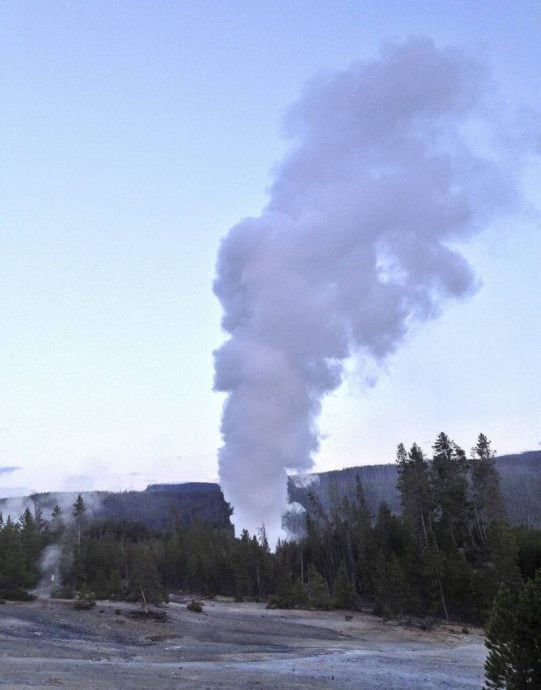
[19,507,41,586]
[484,571,541,689]
[0,517,30,597]
[333,561,360,610]
[396,443,449,618]
[351,475,373,597]
[233,529,257,599]
[72,494,86,547]
[129,544,166,606]
[397,443,434,544]
[307,564,332,610]
[50,504,64,537]
[373,551,410,618]
[470,434,506,547]
[431,433,469,549]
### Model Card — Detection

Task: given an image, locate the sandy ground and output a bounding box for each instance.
[0,597,486,689]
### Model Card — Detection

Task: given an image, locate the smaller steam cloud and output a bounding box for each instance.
[282,501,309,540]
[0,491,103,525]
[0,466,22,475]
[34,544,63,598]
[0,496,35,522]
[214,37,527,546]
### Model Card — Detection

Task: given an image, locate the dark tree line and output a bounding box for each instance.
[271,433,524,623]
[1,434,539,689]
[0,508,44,600]
[0,496,275,606]
[0,434,539,632]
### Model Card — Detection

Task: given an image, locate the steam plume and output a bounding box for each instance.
[214,38,516,544]
[34,544,62,597]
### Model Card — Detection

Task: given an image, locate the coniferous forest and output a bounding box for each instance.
[1,433,540,687]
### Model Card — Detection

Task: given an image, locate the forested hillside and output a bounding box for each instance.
[289,451,541,528]
[0,433,539,652]
[0,483,232,532]
[1,451,539,535]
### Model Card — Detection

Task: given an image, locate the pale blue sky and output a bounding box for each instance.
[1,1,540,497]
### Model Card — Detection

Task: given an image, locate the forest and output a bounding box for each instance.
[1,433,540,688]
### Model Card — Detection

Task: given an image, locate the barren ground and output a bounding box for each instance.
[0,597,486,689]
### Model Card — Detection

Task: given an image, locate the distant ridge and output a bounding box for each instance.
[145,482,219,493]
[288,451,541,528]
[0,481,233,532]
[1,452,539,530]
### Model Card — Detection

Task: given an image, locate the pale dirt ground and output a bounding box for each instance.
[0,597,486,689]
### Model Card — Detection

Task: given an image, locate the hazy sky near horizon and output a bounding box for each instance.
[2,1,540,499]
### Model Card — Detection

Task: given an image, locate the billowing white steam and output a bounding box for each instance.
[34,544,63,597]
[214,38,517,545]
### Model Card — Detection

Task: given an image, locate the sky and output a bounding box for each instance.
[1,1,540,502]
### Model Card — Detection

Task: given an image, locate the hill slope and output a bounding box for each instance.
[1,451,539,530]
[288,451,541,527]
[0,482,233,531]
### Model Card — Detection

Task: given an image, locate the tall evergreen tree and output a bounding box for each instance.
[0,518,30,597]
[72,494,86,547]
[396,442,449,619]
[431,432,469,549]
[397,443,434,544]
[470,434,507,546]
[19,508,41,585]
[484,571,541,689]
[350,475,373,597]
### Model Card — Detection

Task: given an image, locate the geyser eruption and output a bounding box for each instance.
[214,38,515,545]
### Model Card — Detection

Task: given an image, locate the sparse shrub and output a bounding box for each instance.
[187,599,203,613]
[74,585,96,610]
[267,578,309,610]
[333,563,361,611]
[307,566,333,610]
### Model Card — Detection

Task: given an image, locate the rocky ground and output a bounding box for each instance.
[0,597,486,689]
